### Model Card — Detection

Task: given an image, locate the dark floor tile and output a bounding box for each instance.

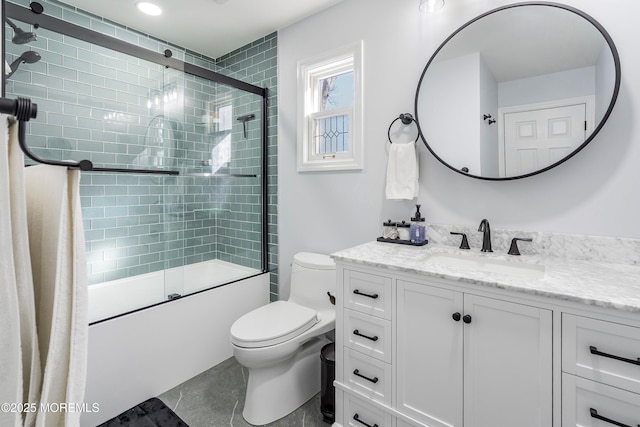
[158,357,330,427]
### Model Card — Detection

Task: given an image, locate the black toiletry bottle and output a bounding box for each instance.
[410,205,426,243]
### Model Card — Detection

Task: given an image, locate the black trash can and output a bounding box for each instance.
[320,342,335,424]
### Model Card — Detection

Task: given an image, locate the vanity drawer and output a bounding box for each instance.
[344,392,394,427]
[562,373,640,427]
[344,309,392,363]
[344,269,393,320]
[344,347,392,405]
[562,314,640,394]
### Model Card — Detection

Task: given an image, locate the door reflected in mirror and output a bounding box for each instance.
[415,2,620,180]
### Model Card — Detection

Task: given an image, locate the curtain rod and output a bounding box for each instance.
[1,96,179,176]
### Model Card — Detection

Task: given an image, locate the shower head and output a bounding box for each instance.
[5,18,38,45]
[6,51,41,79]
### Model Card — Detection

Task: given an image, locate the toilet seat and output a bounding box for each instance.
[231,301,319,348]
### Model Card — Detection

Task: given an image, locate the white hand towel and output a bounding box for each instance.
[385,141,419,200]
[25,165,88,427]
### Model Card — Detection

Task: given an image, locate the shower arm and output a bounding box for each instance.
[5,18,20,31]
[1,97,179,175]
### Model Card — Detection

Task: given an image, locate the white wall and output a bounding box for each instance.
[277,0,640,298]
[498,66,596,108]
[419,52,482,174]
[479,53,499,176]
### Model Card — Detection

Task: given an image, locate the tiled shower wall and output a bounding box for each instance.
[217,33,279,300]
[5,0,278,298]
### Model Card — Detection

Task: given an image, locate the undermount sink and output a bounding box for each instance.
[423,252,545,279]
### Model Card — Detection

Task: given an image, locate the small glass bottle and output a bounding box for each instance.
[382,219,398,239]
[397,220,410,241]
[410,205,426,244]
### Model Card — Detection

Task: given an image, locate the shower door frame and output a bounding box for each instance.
[2,1,270,273]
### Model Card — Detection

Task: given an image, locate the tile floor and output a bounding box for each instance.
[157,357,331,427]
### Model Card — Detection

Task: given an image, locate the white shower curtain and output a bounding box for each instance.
[1,116,88,427]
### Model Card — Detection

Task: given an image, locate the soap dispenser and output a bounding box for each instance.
[410,204,426,244]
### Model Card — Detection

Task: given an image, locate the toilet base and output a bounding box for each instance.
[241,336,330,426]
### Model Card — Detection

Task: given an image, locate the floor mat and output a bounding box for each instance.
[98,397,189,427]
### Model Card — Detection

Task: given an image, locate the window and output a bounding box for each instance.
[297,41,363,171]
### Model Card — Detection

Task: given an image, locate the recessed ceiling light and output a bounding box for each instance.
[136,2,162,16]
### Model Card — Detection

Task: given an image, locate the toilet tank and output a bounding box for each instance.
[289,252,336,311]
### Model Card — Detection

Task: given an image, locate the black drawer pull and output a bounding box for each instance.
[590,408,638,427]
[353,413,378,427]
[353,329,379,342]
[590,346,640,366]
[354,289,379,299]
[353,369,379,384]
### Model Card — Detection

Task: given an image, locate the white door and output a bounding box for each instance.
[504,104,586,176]
[463,295,553,427]
[396,280,463,427]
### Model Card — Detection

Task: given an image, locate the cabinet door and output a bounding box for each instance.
[396,280,463,427]
[463,294,552,427]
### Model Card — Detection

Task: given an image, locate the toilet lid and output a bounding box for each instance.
[230,301,319,348]
[293,252,335,270]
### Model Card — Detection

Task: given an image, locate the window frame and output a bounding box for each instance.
[297,41,364,172]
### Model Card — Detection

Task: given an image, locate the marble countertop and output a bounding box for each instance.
[331,241,640,314]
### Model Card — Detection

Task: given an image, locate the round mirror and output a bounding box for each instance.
[415,2,620,180]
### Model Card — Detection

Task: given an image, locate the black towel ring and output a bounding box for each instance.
[388,113,419,144]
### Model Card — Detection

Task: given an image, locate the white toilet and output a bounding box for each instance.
[230,252,336,425]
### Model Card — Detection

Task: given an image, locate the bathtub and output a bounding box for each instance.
[88,258,262,323]
[82,260,270,426]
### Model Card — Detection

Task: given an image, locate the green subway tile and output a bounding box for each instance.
[104,228,129,239]
[91,63,118,79]
[117,256,141,269]
[91,196,117,207]
[127,244,150,257]
[117,236,140,248]
[48,88,78,104]
[114,27,139,45]
[92,86,117,100]
[127,265,150,277]
[63,80,92,96]
[48,64,79,80]
[65,128,92,140]
[91,218,117,229]
[90,20,117,37]
[91,152,117,164]
[129,225,151,236]
[48,38,79,58]
[62,56,91,73]
[104,206,128,217]
[13,82,48,98]
[91,260,118,274]
[105,78,129,92]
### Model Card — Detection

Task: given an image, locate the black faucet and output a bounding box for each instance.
[478,219,492,252]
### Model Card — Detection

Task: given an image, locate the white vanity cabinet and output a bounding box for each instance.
[334,263,553,427]
[396,279,552,427]
[332,242,640,427]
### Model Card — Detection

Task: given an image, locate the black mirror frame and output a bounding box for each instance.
[414,1,621,181]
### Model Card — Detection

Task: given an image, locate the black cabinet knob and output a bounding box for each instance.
[463,314,472,324]
[452,312,461,321]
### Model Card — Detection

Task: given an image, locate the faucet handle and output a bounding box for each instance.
[450,232,470,250]
[508,237,532,256]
